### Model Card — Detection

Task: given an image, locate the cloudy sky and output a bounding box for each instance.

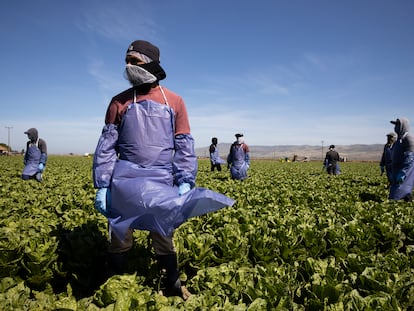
[1,0,413,154]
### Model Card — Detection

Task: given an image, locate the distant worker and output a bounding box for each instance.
[22,128,47,182]
[389,117,414,202]
[380,132,397,183]
[209,137,225,171]
[324,145,340,175]
[227,133,250,180]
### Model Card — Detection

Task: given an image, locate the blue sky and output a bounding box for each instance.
[1,0,413,154]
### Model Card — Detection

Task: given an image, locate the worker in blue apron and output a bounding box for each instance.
[93,39,235,299]
[22,128,47,182]
[389,117,414,201]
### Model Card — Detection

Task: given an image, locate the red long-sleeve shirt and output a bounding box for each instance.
[104,85,191,135]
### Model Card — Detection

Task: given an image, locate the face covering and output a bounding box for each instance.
[125,64,157,86]
[25,128,38,143]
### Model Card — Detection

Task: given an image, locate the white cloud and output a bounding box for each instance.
[76,1,160,43]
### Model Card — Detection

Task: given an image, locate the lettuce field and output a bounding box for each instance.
[0,155,413,310]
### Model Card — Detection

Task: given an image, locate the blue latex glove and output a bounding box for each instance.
[396,172,406,184]
[38,163,45,172]
[94,188,111,216]
[178,182,191,196]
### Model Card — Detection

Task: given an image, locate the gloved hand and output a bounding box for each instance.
[38,163,45,172]
[94,188,111,215]
[178,183,191,196]
[380,166,384,175]
[396,172,406,184]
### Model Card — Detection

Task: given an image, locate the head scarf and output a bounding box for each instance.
[24,128,38,143]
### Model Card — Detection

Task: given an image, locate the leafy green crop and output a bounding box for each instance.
[0,156,413,310]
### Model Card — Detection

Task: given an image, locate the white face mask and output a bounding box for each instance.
[125,64,157,86]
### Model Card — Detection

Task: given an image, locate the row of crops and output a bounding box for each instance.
[0,155,413,310]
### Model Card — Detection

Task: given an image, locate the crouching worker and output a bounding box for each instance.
[92,40,235,300]
[22,128,47,182]
[227,133,250,180]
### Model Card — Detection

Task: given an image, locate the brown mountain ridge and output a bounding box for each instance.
[196,144,384,162]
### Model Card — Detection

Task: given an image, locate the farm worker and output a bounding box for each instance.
[209,137,225,171]
[380,132,397,183]
[22,128,47,182]
[324,145,340,175]
[227,133,250,180]
[92,39,235,299]
[389,117,414,202]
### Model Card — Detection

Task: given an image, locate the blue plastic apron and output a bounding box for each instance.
[22,143,41,176]
[107,100,234,238]
[230,144,248,180]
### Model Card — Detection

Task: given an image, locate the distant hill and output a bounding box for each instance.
[196,144,384,162]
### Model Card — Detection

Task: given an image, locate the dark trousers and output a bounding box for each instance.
[210,162,222,171]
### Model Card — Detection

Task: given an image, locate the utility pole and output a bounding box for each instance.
[5,126,13,154]
[321,140,324,160]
